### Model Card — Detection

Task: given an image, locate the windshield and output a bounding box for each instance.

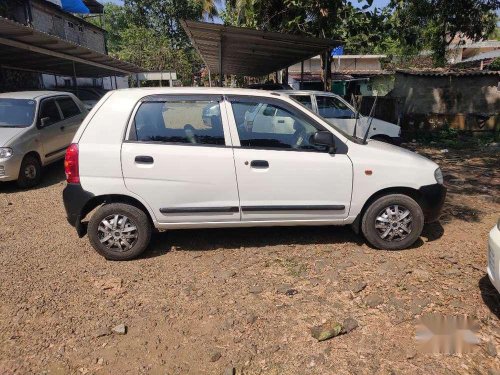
[288,95,363,143]
[0,99,36,128]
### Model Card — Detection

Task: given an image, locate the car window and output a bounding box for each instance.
[290,95,313,110]
[231,101,326,151]
[132,100,225,145]
[0,99,36,128]
[316,96,355,119]
[39,99,62,127]
[57,97,81,118]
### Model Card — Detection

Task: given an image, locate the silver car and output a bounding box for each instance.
[0,91,87,188]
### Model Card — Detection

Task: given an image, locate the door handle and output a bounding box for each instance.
[135,155,154,164]
[250,160,269,168]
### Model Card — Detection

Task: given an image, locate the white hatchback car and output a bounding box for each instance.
[282,90,402,144]
[488,219,500,293]
[0,91,86,187]
[63,88,446,260]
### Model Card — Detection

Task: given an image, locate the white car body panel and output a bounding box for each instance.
[74,88,440,230]
[488,224,500,293]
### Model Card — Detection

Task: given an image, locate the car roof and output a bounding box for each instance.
[0,91,77,100]
[111,87,289,99]
[280,90,339,96]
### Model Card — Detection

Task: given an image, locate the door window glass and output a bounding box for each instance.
[57,97,81,118]
[231,101,325,151]
[316,96,355,119]
[290,95,313,110]
[39,99,62,127]
[132,100,225,145]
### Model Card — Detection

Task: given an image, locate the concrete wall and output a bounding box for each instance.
[289,56,383,74]
[391,72,500,132]
[30,1,106,53]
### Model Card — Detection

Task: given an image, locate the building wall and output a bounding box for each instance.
[391,73,500,132]
[289,56,383,73]
[30,1,106,53]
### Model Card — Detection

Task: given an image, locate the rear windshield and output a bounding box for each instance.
[0,99,36,128]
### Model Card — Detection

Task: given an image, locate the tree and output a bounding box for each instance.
[388,0,498,66]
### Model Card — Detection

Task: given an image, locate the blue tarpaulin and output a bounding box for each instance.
[332,46,344,56]
[60,0,90,13]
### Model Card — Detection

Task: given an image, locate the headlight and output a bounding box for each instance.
[0,147,13,159]
[434,168,444,185]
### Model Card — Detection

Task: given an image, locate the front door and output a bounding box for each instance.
[37,98,65,162]
[226,96,353,223]
[121,95,240,224]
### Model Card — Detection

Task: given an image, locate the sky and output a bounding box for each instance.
[104,0,391,10]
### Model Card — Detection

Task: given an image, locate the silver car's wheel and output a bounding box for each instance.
[97,214,139,252]
[17,154,42,188]
[375,205,413,242]
[88,203,152,261]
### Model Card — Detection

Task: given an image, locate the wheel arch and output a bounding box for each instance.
[351,186,423,234]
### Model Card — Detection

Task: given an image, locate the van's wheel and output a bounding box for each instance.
[17,154,42,188]
[361,194,424,250]
[88,203,152,261]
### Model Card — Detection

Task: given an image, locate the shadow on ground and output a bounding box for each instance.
[0,160,65,194]
[479,275,500,319]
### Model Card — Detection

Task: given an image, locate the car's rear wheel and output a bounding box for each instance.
[17,154,42,188]
[361,194,424,250]
[88,203,151,260]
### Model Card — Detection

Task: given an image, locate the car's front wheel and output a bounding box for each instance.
[88,203,152,260]
[17,154,42,188]
[361,194,424,250]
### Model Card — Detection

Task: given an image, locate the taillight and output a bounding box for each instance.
[64,143,79,183]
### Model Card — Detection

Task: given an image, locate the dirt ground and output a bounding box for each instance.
[0,144,499,375]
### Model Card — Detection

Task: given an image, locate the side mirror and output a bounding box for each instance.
[40,117,50,127]
[312,131,336,154]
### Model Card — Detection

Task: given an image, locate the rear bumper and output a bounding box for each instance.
[63,183,94,237]
[419,183,447,223]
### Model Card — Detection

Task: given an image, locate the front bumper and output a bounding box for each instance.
[0,155,23,182]
[63,183,94,237]
[419,183,447,223]
[488,225,500,293]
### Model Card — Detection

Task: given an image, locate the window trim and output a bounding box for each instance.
[124,94,232,148]
[226,95,348,154]
[56,96,82,120]
[37,97,63,129]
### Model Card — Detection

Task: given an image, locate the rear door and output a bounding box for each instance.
[226,95,353,223]
[55,96,85,146]
[121,95,240,224]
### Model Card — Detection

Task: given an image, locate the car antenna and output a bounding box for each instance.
[362,95,378,144]
[351,94,360,138]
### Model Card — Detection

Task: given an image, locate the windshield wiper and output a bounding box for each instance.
[362,96,378,144]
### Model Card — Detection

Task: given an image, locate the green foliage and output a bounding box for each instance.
[387,0,498,67]
[489,58,500,71]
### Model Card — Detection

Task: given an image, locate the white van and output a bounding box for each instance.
[63,88,445,260]
[282,90,401,144]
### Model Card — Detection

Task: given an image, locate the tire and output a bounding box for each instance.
[361,194,424,250]
[88,203,152,261]
[17,154,42,188]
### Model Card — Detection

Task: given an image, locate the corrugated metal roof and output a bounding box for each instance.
[460,50,500,63]
[181,20,339,76]
[396,69,500,77]
[0,16,143,77]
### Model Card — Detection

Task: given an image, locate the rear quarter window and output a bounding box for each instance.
[57,97,81,118]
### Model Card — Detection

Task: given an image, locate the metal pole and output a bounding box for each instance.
[208,69,212,87]
[324,50,329,92]
[300,61,304,90]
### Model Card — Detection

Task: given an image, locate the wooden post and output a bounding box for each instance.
[300,61,304,90]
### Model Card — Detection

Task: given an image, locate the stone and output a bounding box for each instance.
[223,367,236,375]
[285,289,298,296]
[249,285,263,294]
[311,320,343,341]
[210,351,222,362]
[221,271,236,280]
[246,313,257,324]
[405,349,417,360]
[276,284,293,294]
[96,358,104,366]
[95,327,111,338]
[112,324,127,335]
[341,317,358,334]
[349,281,367,293]
[486,341,497,357]
[365,294,383,308]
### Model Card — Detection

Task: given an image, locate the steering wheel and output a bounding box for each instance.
[184,124,197,144]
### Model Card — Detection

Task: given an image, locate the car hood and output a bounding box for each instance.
[364,138,437,166]
[0,127,26,147]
